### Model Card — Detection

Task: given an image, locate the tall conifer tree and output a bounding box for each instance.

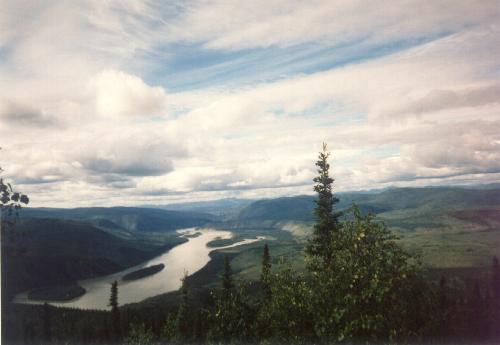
[306,143,340,263]
[176,273,190,339]
[108,280,121,341]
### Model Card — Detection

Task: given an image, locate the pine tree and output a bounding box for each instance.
[306,143,340,264]
[175,272,190,340]
[261,244,271,300]
[108,280,121,342]
[222,255,233,293]
[210,258,251,343]
[42,303,51,343]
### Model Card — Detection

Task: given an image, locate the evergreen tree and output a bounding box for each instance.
[310,206,429,342]
[209,256,254,342]
[125,323,155,345]
[175,273,191,340]
[255,260,315,342]
[42,303,51,343]
[305,142,340,264]
[261,244,271,299]
[108,280,121,341]
[222,255,233,293]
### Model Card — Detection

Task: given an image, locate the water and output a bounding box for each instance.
[14,228,263,310]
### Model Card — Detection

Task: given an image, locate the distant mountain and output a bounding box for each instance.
[20,207,215,232]
[146,198,255,220]
[237,195,316,222]
[233,187,500,229]
[343,187,500,212]
[2,218,172,300]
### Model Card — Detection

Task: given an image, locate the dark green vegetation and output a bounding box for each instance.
[122,264,165,281]
[3,201,208,304]
[21,206,215,233]
[206,237,235,247]
[151,198,255,220]
[108,281,121,341]
[1,217,182,303]
[28,284,86,302]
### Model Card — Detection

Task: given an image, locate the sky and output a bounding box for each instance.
[1,1,500,207]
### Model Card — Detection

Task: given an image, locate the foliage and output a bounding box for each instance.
[0,157,29,234]
[306,142,340,265]
[310,205,432,342]
[255,259,315,342]
[208,256,255,343]
[125,323,155,345]
[222,255,233,292]
[109,280,121,341]
[161,312,177,342]
[175,273,191,341]
[260,243,271,300]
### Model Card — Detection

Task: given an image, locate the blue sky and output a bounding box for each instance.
[0,1,499,207]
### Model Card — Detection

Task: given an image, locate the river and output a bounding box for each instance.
[14,228,263,310]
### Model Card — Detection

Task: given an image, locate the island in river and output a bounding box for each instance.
[122,264,165,281]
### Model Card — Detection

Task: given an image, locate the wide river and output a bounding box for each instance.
[14,228,263,310]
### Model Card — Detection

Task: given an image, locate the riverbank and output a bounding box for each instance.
[28,284,86,302]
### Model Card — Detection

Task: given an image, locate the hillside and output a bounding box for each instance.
[148,198,254,220]
[20,207,215,233]
[1,218,179,301]
[215,186,500,270]
[233,187,500,229]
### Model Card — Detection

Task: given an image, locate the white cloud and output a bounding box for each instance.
[168,0,499,50]
[90,70,168,118]
[1,1,499,207]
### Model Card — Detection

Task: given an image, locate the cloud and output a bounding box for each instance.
[168,0,499,50]
[90,70,168,118]
[1,1,499,207]
[385,84,500,117]
[0,99,59,128]
[74,129,183,177]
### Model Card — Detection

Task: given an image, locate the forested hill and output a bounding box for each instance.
[20,207,215,233]
[233,186,500,226]
[2,218,174,300]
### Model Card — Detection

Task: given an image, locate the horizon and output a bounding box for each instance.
[19,181,500,210]
[1,1,499,208]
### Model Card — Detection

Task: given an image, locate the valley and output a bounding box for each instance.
[4,185,499,309]
[3,184,500,344]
